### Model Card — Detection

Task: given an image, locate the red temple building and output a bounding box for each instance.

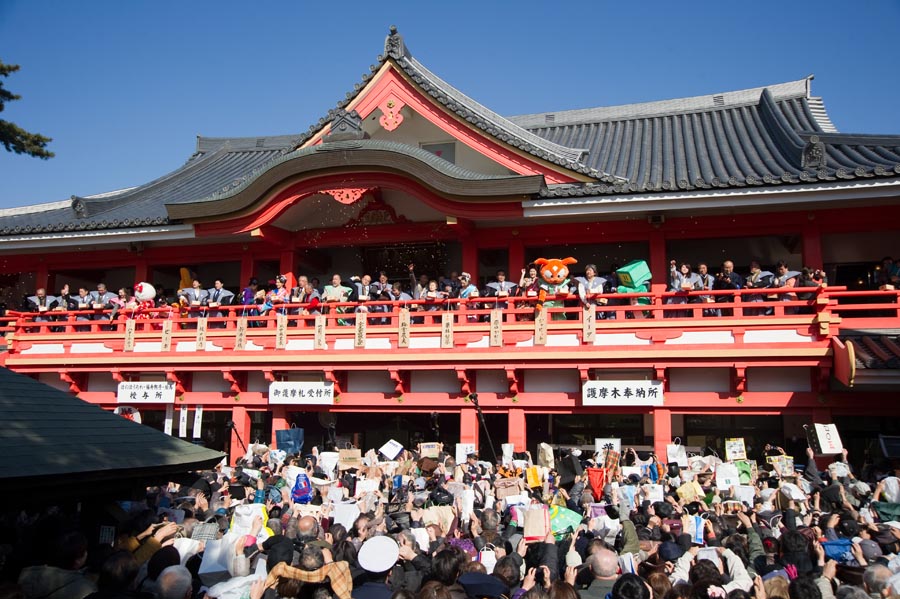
[1,28,899,464]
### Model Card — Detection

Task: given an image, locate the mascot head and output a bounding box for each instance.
[534,257,577,285]
[133,282,157,302]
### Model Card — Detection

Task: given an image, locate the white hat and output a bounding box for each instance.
[358,536,400,573]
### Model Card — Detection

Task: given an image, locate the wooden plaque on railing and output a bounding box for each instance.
[355,316,367,348]
[161,319,172,351]
[195,317,208,350]
[123,319,136,352]
[234,318,247,351]
[583,304,596,344]
[314,314,326,349]
[276,314,288,350]
[535,309,548,345]
[490,309,502,347]
[398,309,411,348]
[441,312,454,348]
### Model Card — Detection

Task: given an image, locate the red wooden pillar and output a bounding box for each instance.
[240,252,255,288]
[802,222,824,269]
[134,257,148,285]
[652,407,672,459]
[508,408,526,452]
[271,406,288,447]
[461,408,479,448]
[230,406,252,465]
[649,230,666,286]
[508,240,525,278]
[462,240,479,284]
[279,250,296,277]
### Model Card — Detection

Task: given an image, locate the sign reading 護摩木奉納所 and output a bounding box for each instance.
[582,380,663,406]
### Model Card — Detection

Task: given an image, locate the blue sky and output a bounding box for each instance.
[1,0,898,209]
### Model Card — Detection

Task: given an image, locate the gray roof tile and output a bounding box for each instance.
[0,367,224,483]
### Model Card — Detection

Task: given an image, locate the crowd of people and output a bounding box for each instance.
[4,437,900,599]
[16,256,845,326]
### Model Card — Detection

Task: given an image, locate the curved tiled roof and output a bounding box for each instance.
[2,29,900,236]
[515,81,900,198]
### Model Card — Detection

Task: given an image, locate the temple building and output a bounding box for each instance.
[1,28,899,464]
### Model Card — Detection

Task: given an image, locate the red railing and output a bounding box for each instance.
[4,286,897,345]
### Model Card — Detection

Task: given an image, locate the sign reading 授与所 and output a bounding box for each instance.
[582,380,663,406]
[117,381,176,404]
[268,381,334,405]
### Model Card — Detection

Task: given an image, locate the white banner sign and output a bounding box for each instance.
[164,404,174,435]
[582,380,663,406]
[178,406,188,438]
[117,381,176,404]
[192,405,204,439]
[268,381,334,405]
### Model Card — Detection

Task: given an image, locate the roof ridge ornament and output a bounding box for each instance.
[71,195,88,219]
[802,135,826,170]
[384,25,409,60]
[322,110,368,143]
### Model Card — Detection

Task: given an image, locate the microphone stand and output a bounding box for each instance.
[468,393,498,465]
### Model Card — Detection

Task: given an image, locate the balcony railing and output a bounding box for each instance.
[4,286,897,355]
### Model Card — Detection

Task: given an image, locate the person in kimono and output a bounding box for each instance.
[26,287,58,322]
[322,274,355,325]
[696,263,717,317]
[90,283,117,322]
[772,260,801,314]
[667,261,701,318]
[457,272,478,300]
[66,286,94,331]
[206,279,234,326]
[574,263,610,319]
[484,270,517,310]
[294,278,321,317]
[178,278,209,318]
[713,260,744,316]
[745,260,774,316]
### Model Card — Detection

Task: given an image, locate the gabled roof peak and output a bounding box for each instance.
[384,25,410,60]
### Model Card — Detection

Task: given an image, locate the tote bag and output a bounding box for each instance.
[274,425,303,455]
[666,437,688,468]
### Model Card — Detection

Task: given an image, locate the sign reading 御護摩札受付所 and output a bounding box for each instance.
[268,381,334,405]
[582,380,663,406]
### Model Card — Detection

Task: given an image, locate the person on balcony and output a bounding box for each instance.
[26,287,58,322]
[796,267,828,314]
[575,263,610,319]
[772,260,802,314]
[744,260,774,316]
[713,260,743,316]
[517,265,541,320]
[408,264,430,301]
[667,261,701,318]
[294,278,321,317]
[323,274,355,325]
[178,279,209,318]
[206,279,234,326]
[241,278,259,306]
[89,283,116,322]
[696,263,717,317]
[457,272,478,300]
[876,256,900,289]
[485,270,517,310]
[66,286,93,320]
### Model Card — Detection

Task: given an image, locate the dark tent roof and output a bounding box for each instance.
[0,367,224,495]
